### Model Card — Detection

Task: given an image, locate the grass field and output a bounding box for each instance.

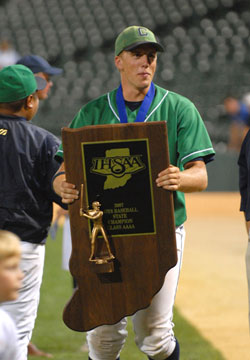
[30,227,225,360]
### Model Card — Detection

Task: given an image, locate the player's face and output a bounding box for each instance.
[0,255,23,302]
[35,72,53,100]
[115,44,157,98]
[224,98,239,115]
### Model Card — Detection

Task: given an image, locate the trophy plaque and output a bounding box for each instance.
[62,121,177,332]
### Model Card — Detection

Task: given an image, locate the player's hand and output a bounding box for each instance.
[53,175,79,204]
[155,165,181,191]
[60,181,79,204]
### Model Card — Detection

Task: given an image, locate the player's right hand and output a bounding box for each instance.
[53,174,79,204]
[60,181,79,204]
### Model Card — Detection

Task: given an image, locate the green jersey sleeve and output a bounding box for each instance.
[176,99,214,166]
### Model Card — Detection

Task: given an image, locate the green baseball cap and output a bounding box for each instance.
[0,64,46,103]
[115,26,164,56]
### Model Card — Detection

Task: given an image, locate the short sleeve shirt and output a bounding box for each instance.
[0,308,18,360]
[56,84,215,226]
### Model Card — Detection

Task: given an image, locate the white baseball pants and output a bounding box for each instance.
[0,241,45,360]
[87,225,185,360]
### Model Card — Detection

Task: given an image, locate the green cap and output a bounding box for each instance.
[115,26,164,56]
[0,64,46,103]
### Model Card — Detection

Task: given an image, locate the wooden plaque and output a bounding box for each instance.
[62,121,177,332]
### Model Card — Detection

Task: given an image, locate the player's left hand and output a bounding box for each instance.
[155,165,181,191]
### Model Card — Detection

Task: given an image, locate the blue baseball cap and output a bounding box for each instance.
[16,55,62,75]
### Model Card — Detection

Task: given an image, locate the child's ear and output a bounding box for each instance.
[25,94,34,109]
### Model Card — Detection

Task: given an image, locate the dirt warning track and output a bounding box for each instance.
[175,192,250,360]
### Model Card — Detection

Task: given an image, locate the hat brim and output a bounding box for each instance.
[123,41,164,53]
[35,76,47,91]
[43,67,63,75]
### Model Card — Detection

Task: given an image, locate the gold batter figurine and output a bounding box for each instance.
[80,200,115,262]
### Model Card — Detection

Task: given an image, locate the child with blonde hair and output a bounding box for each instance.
[0,230,23,360]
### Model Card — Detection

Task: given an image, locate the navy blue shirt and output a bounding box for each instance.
[238,129,250,220]
[0,113,65,243]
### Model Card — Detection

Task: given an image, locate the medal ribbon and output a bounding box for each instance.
[116,82,155,123]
